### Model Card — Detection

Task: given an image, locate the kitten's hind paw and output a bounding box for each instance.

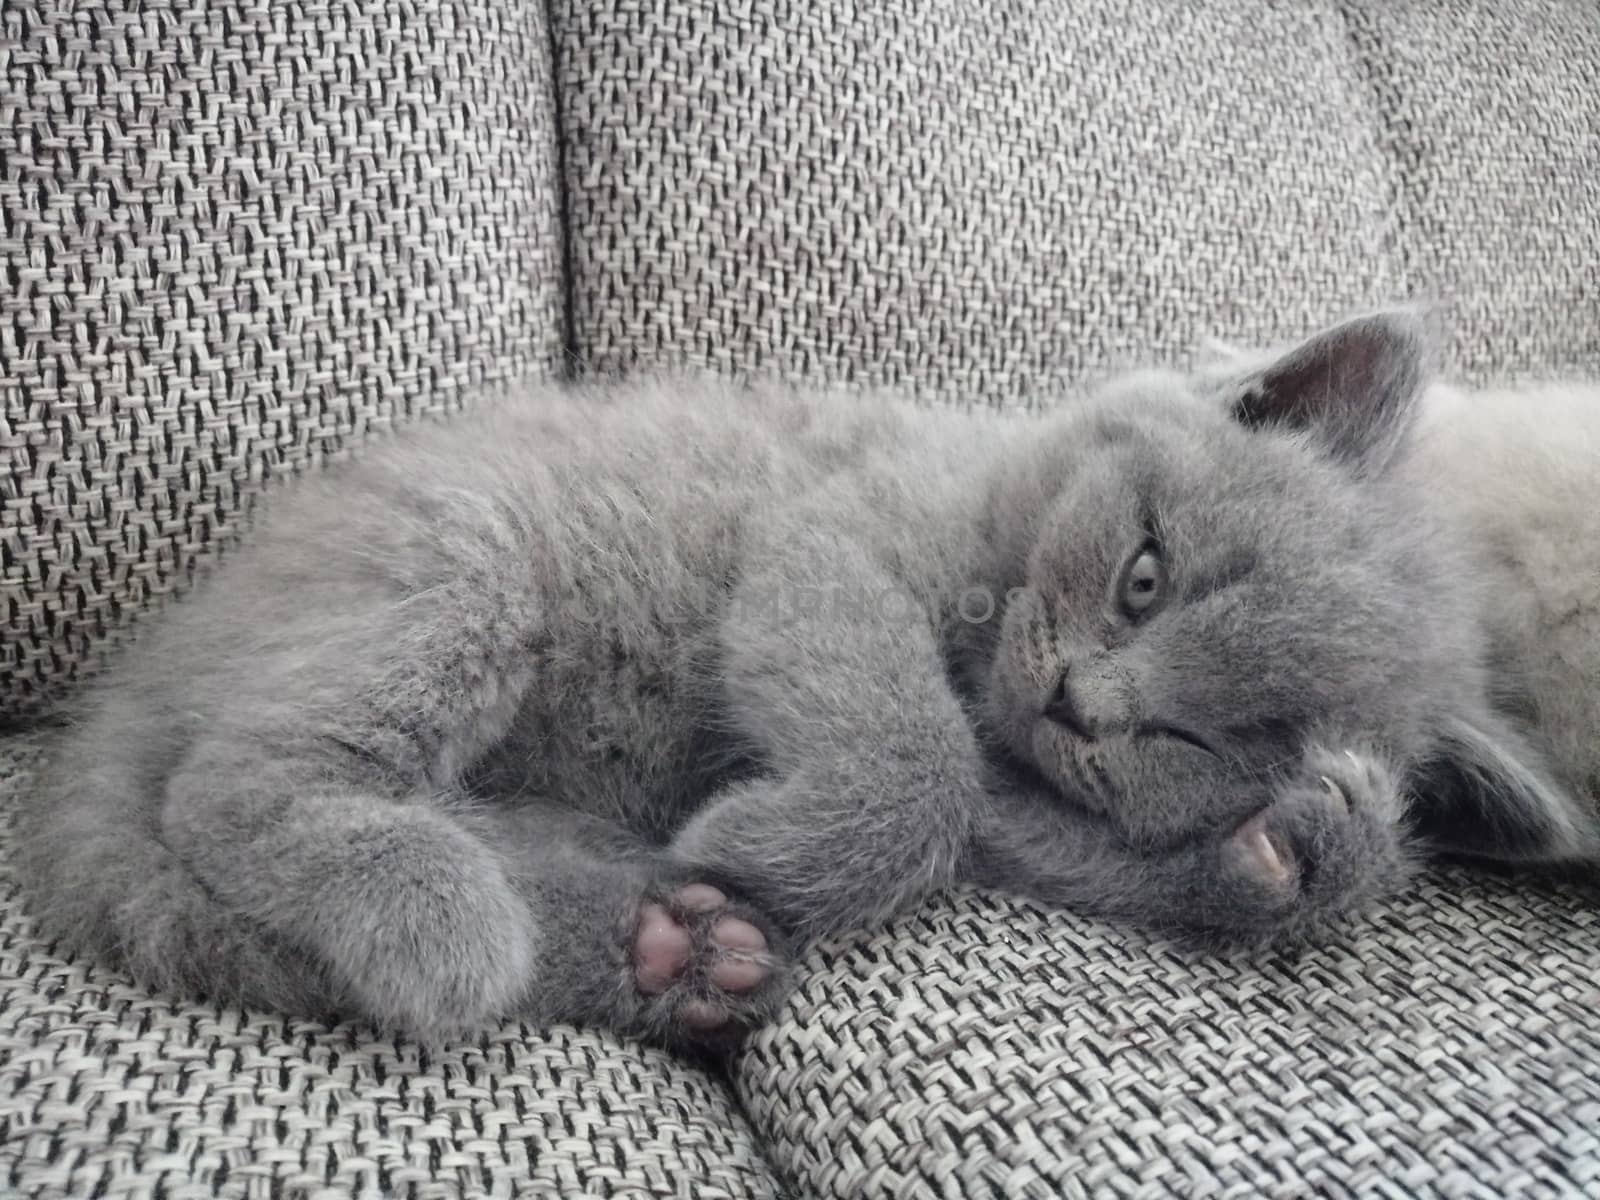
[628,883,787,1049]
[1217,745,1413,939]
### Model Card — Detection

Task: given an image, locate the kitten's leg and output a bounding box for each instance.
[110,540,566,1039]
[1188,742,1415,940]
[489,804,790,1051]
[973,742,1413,944]
[150,748,788,1047]
[26,503,786,1045]
[157,747,537,1037]
[670,524,988,940]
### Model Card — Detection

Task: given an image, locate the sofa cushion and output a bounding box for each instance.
[554,0,1397,406]
[0,741,785,1199]
[0,1,568,714]
[1343,2,1600,383]
[736,877,1600,1197]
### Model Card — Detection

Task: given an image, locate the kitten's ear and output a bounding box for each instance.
[1225,310,1428,476]
[1409,713,1595,863]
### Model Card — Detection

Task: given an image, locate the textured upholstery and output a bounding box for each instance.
[555,0,1396,404]
[554,0,1600,405]
[0,743,783,1200]
[738,882,1600,1198]
[1342,3,1600,382]
[0,0,568,713]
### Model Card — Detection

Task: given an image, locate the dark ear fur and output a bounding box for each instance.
[1230,310,1428,476]
[1409,713,1595,863]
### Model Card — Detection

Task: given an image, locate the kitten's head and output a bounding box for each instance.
[982,311,1575,860]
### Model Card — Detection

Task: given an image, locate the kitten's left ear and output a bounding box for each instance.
[1225,310,1429,477]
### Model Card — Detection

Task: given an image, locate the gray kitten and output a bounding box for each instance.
[17,311,1597,1051]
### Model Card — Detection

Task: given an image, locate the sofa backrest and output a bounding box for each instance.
[553,0,1600,402]
[1,1,568,713]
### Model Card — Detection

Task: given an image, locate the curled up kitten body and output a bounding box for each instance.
[17,312,1599,1050]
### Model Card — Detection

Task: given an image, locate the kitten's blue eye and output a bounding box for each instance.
[1119,547,1166,619]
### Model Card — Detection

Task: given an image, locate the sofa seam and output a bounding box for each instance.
[541,0,581,379]
[1331,1,1421,304]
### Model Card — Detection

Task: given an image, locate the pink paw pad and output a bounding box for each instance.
[631,884,774,1027]
[634,904,692,994]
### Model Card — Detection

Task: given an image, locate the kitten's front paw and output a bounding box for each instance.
[1217,746,1413,939]
[628,883,787,1050]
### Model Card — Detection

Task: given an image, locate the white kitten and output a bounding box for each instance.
[1404,379,1600,835]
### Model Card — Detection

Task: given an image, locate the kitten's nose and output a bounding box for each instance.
[1044,661,1140,738]
[1043,673,1095,738]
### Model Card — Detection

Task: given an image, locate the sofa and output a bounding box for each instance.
[3,2,1598,1196]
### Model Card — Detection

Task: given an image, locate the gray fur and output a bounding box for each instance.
[16,314,1599,1047]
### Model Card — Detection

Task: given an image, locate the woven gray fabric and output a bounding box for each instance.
[0,742,784,1200]
[0,1,567,714]
[1344,2,1600,384]
[555,0,1398,406]
[737,878,1600,1198]
[555,0,1600,405]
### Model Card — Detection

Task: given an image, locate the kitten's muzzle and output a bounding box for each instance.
[1042,661,1140,739]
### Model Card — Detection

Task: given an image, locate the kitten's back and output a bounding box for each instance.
[1405,381,1600,804]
